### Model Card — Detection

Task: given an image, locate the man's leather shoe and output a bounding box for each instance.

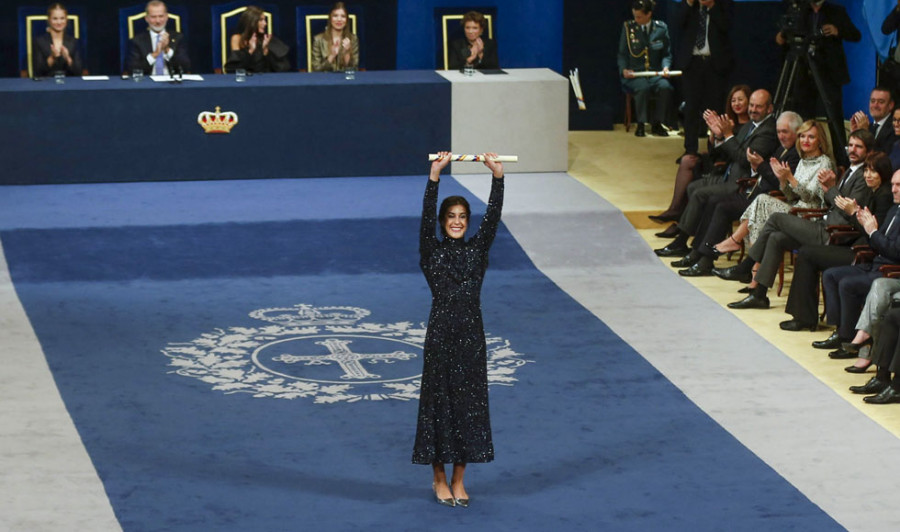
[812,332,843,350]
[779,319,817,332]
[651,123,668,137]
[850,377,888,395]
[828,348,856,359]
[727,294,770,309]
[654,242,689,257]
[654,224,680,238]
[864,386,900,404]
[679,262,712,277]
[671,255,696,267]
[635,123,646,137]
[712,266,752,283]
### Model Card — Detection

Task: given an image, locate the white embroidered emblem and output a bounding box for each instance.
[162,304,531,403]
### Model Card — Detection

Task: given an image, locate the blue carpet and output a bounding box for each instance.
[0,177,841,531]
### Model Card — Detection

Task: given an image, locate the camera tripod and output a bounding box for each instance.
[773,41,847,163]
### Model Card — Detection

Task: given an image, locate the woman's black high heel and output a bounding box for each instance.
[842,337,873,356]
[705,242,724,259]
[845,361,872,373]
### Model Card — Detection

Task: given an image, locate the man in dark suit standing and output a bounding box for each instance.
[618,0,674,138]
[849,87,897,154]
[675,0,733,158]
[776,0,860,160]
[126,1,190,75]
[654,89,778,257]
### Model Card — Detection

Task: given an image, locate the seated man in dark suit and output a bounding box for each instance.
[848,87,897,154]
[779,153,895,334]
[654,89,779,257]
[618,0,673,138]
[675,111,803,276]
[722,129,876,309]
[812,167,900,355]
[850,305,900,404]
[126,1,190,75]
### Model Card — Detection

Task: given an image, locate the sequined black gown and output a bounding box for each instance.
[412,176,504,465]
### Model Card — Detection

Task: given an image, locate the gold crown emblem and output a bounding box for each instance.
[197,106,238,134]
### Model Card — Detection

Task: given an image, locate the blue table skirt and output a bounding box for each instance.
[0,71,451,184]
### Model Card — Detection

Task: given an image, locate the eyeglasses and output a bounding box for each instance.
[893,118,900,124]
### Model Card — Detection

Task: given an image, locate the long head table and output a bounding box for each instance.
[0,71,451,184]
[0,68,568,185]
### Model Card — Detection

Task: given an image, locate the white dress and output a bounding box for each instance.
[740,154,834,245]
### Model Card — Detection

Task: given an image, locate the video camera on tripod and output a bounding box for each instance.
[772,0,846,159]
[778,0,824,52]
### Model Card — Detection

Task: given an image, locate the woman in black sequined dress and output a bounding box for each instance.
[412,151,505,508]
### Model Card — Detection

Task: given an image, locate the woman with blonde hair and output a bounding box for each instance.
[712,119,834,254]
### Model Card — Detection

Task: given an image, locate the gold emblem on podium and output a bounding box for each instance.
[197,106,238,134]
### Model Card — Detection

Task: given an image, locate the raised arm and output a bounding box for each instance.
[421,152,450,258]
[471,153,505,250]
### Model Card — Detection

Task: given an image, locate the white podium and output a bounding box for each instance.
[436,68,568,174]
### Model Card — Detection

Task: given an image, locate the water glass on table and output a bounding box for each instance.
[235,68,247,82]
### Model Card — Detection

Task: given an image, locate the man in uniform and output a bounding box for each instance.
[618,0,673,137]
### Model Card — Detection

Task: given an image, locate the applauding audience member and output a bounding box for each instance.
[849,87,896,154]
[675,111,802,277]
[812,165,900,357]
[723,130,875,309]
[447,11,498,71]
[654,89,778,258]
[311,2,359,72]
[651,84,751,225]
[781,153,894,332]
[716,120,833,251]
[225,5,290,73]
[33,3,82,77]
[126,1,190,75]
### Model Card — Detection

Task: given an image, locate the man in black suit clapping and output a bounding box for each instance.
[654,89,778,258]
[848,87,897,154]
[126,1,190,76]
